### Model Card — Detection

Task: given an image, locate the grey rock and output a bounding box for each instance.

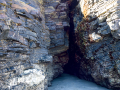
[29,41,36,48]
[74,0,120,89]
[0,0,69,89]
[98,25,111,35]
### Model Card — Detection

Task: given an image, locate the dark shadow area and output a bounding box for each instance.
[63,0,82,75]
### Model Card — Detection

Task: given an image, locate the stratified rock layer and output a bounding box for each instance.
[0,0,69,89]
[1,0,120,89]
[74,0,120,89]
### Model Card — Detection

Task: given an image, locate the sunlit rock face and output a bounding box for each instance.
[74,0,120,89]
[0,0,69,89]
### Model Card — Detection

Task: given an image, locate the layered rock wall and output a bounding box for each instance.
[43,0,70,84]
[0,0,69,89]
[74,0,120,89]
[44,0,69,51]
[1,0,120,89]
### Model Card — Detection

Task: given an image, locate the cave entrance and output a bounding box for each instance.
[49,1,111,90]
[63,0,83,76]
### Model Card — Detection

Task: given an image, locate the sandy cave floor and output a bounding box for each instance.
[48,73,111,90]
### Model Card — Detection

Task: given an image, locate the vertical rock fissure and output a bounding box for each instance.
[64,0,81,75]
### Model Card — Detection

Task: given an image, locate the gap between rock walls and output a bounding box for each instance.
[63,0,84,76]
[50,0,120,89]
[63,0,120,89]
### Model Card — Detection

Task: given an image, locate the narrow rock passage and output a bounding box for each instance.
[48,73,111,90]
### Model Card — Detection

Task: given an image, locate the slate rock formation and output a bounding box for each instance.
[0,0,69,89]
[73,0,120,89]
[0,0,120,90]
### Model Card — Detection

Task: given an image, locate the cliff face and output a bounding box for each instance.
[0,0,69,89]
[1,0,120,89]
[73,0,120,89]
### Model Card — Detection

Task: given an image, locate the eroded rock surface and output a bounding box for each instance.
[0,0,120,89]
[74,0,120,89]
[0,0,69,89]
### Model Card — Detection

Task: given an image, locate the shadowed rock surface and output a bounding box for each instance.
[72,0,120,89]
